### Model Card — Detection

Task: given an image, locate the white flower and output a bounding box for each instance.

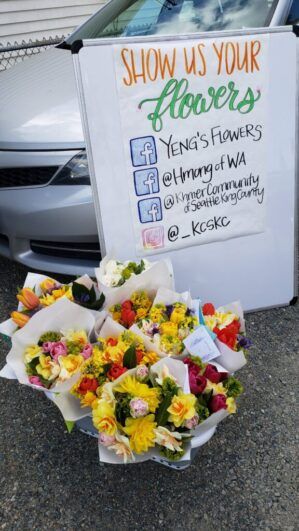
[100,382,116,406]
[108,433,135,463]
[154,364,177,386]
[153,427,184,452]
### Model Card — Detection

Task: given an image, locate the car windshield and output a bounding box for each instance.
[65,0,279,44]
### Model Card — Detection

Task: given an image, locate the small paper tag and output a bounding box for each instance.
[183,326,220,363]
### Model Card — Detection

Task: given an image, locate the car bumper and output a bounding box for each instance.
[0,184,100,275]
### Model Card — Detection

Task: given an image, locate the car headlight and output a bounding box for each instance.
[52,150,90,185]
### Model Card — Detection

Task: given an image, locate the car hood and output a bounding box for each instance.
[0,47,84,150]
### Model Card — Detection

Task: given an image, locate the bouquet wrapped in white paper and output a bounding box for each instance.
[95,256,174,307]
[0,298,96,394]
[130,287,199,358]
[0,272,104,337]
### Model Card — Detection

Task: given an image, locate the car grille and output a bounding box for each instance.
[30,240,101,261]
[0,166,59,188]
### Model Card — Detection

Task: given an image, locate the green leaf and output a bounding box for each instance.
[65,420,75,433]
[155,393,172,426]
[123,346,137,369]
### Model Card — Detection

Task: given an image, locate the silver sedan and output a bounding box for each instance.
[0,0,297,275]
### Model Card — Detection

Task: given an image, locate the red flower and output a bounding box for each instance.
[136,349,144,364]
[183,357,201,376]
[121,308,136,327]
[202,303,215,316]
[107,337,118,347]
[77,377,99,395]
[189,372,207,395]
[204,364,228,383]
[122,300,133,310]
[107,364,127,381]
[209,394,227,413]
[214,320,240,350]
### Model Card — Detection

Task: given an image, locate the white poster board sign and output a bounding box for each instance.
[73,27,298,311]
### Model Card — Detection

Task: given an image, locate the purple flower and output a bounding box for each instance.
[165,305,174,319]
[81,343,93,359]
[50,341,68,362]
[152,325,160,335]
[238,336,252,350]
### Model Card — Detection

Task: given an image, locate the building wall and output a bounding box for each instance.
[0,0,104,46]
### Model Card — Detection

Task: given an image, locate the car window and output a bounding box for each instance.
[286,0,299,24]
[65,0,279,43]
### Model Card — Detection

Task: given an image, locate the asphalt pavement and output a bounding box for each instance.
[0,256,298,531]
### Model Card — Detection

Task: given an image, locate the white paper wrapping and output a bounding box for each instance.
[96,258,174,307]
[2,298,96,395]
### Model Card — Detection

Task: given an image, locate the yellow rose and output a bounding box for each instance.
[92,400,117,435]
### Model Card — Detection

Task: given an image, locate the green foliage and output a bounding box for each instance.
[26,356,40,376]
[196,402,210,422]
[72,281,105,311]
[197,390,213,407]
[155,393,172,427]
[123,346,137,369]
[159,446,185,461]
[161,377,179,396]
[65,420,75,433]
[187,355,207,370]
[38,331,62,345]
[223,376,244,398]
[115,393,131,426]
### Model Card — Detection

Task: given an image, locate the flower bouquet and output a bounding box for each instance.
[201,301,250,371]
[93,356,243,465]
[95,257,174,307]
[0,272,105,337]
[1,298,96,393]
[109,290,153,328]
[131,287,199,358]
[71,316,160,410]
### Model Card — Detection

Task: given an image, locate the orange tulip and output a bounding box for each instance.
[17,288,40,310]
[11,311,30,328]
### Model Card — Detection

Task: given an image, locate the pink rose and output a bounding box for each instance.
[29,376,45,388]
[99,433,116,447]
[204,364,228,384]
[184,414,199,429]
[136,365,149,382]
[81,343,93,360]
[42,341,54,353]
[189,373,207,395]
[50,341,67,362]
[130,398,149,418]
[209,394,227,413]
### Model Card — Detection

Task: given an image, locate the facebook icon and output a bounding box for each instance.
[130,136,157,167]
[138,197,162,224]
[134,168,159,196]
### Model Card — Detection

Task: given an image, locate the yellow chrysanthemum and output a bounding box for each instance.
[114,376,160,412]
[149,304,166,323]
[123,414,156,454]
[92,400,117,435]
[160,321,178,337]
[81,391,98,408]
[160,335,183,355]
[205,381,226,396]
[136,307,149,320]
[141,351,159,365]
[226,397,237,414]
[131,291,152,310]
[170,307,187,325]
[167,392,196,427]
[24,344,42,363]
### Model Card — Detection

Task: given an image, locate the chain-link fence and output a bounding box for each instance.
[0,37,64,72]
